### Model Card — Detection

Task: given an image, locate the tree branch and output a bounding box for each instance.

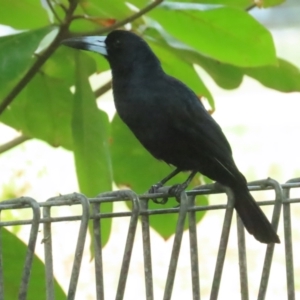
[70,0,164,37]
[94,80,112,98]
[246,3,257,11]
[0,0,78,116]
[0,135,31,154]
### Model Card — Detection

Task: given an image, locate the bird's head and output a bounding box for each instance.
[61,30,160,73]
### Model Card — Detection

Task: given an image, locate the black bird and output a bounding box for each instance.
[62,30,280,244]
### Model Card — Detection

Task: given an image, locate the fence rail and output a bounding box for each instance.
[0,177,299,300]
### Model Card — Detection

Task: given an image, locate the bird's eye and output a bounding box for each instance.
[114,39,121,48]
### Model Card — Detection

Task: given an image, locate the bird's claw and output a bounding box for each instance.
[148,183,168,204]
[168,183,187,202]
[152,197,169,204]
[148,182,187,204]
[148,183,163,194]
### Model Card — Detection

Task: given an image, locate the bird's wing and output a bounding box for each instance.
[165,76,238,178]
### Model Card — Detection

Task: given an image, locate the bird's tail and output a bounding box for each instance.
[232,186,280,244]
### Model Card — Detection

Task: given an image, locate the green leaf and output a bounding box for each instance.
[111,115,207,239]
[1,47,100,151]
[73,51,113,246]
[0,27,53,82]
[70,0,133,33]
[73,52,112,195]
[42,47,79,87]
[183,50,244,89]
[0,74,74,150]
[144,27,242,91]
[150,7,277,67]
[0,27,54,100]
[165,0,252,6]
[1,228,66,299]
[0,0,49,29]
[42,47,99,87]
[79,0,132,19]
[81,51,110,74]
[146,39,215,108]
[243,58,300,92]
[69,5,105,33]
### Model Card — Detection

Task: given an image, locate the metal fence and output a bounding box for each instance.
[0,177,299,300]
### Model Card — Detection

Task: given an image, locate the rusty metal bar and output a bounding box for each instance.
[210,185,235,300]
[97,190,140,300]
[188,190,201,300]
[92,202,105,300]
[236,214,249,300]
[67,193,90,300]
[256,179,282,300]
[0,222,3,300]
[43,198,55,300]
[163,191,189,300]
[140,198,154,300]
[0,197,40,300]
[282,178,299,300]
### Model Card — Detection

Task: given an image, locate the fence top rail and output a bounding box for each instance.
[0,178,300,227]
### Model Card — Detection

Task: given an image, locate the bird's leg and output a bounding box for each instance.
[169,171,198,201]
[149,168,181,193]
[149,168,181,204]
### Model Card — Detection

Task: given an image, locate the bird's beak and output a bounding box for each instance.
[61,36,108,56]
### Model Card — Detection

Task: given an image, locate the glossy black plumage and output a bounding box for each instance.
[62,30,280,244]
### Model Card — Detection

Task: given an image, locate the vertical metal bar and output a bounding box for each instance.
[19,198,41,300]
[236,214,249,300]
[188,193,200,300]
[112,190,140,300]
[0,206,4,300]
[282,178,298,300]
[140,199,154,300]
[67,193,90,300]
[43,204,55,300]
[255,179,282,300]
[210,186,235,300]
[163,191,189,300]
[1,198,42,300]
[0,198,41,300]
[92,203,105,300]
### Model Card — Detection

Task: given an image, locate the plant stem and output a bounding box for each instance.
[0,135,31,154]
[46,0,63,23]
[94,80,112,98]
[70,0,164,37]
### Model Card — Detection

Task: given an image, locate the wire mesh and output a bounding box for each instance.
[0,177,299,300]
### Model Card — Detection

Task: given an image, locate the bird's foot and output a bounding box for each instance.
[148,183,163,194]
[168,183,188,202]
[148,183,168,204]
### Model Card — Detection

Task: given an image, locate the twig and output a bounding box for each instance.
[70,0,164,37]
[94,80,112,98]
[46,0,62,23]
[246,3,257,11]
[0,135,31,154]
[0,0,78,116]
[71,14,101,21]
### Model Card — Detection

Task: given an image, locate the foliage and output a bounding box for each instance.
[1,228,66,299]
[0,0,299,293]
